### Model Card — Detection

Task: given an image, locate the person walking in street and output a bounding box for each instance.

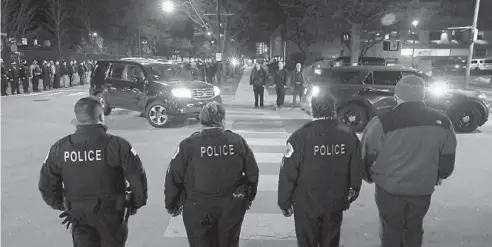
[360,75,457,247]
[38,96,148,246]
[274,61,288,109]
[292,63,305,107]
[250,61,267,108]
[278,95,363,247]
[165,102,259,247]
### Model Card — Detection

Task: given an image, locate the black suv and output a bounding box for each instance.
[301,66,490,133]
[89,59,222,127]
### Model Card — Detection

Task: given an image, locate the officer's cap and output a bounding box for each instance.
[199,102,225,127]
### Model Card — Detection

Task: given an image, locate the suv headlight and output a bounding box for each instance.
[213,86,220,96]
[427,82,450,97]
[478,92,487,100]
[171,88,192,98]
[311,86,320,97]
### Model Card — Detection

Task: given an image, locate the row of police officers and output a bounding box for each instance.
[39,74,456,247]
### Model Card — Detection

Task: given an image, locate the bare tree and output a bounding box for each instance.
[1,0,38,39]
[75,0,93,36]
[44,0,69,59]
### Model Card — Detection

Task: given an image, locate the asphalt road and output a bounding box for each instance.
[1,84,492,247]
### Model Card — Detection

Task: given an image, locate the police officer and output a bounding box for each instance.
[38,96,148,247]
[277,96,363,247]
[19,60,29,93]
[8,62,20,94]
[1,59,7,96]
[165,102,259,247]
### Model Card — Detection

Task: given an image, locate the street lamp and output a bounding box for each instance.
[92,32,97,37]
[162,0,175,13]
[207,31,211,36]
[411,20,419,68]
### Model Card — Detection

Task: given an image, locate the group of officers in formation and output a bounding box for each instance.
[38,71,457,247]
[0,58,94,96]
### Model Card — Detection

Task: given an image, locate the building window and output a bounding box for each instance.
[477,31,484,40]
[475,48,486,57]
[451,30,463,42]
[429,31,442,41]
[383,40,400,51]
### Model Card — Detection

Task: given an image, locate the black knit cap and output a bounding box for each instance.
[199,102,225,127]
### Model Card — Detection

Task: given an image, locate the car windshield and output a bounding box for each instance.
[149,64,194,81]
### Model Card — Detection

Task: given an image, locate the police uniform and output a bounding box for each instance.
[19,62,29,93]
[38,124,148,246]
[8,64,19,94]
[1,63,7,95]
[278,118,363,247]
[165,128,259,247]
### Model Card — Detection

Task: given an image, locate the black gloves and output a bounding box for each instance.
[167,206,183,217]
[344,188,360,210]
[59,210,84,230]
[281,206,293,217]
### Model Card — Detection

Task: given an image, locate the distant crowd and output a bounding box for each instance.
[1,59,95,96]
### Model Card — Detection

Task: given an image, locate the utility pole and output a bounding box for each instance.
[216,0,221,84]
[465,0,481,89]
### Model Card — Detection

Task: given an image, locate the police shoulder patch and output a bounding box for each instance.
[43,151,50,163]
[284,142,294,158]
[172,146,180,159]
[130,147,137,156]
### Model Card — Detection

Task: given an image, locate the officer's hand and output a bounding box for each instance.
[281,207,293,217]
[167,206,182,217]
[59,211,81,230]
[344,188,360,210]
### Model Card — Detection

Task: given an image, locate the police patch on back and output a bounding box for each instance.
[64,150,103,162]
[313,144,346,156]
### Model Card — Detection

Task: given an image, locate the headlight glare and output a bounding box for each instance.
[478,92,486,100]
[311,86,320,97]
[171,88,192,98]
[213,86,221,95]
[427,82,449,97]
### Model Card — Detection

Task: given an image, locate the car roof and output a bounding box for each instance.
[324,65,418,72]
[97,59,184,66]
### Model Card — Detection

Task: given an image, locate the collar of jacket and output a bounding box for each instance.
[394,101,425,111]
[75,124,108,134]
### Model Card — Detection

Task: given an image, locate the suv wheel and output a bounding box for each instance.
[452,104,481,133]
[338,104,368,132]
[97,94,112,116]
[146,101,170,128]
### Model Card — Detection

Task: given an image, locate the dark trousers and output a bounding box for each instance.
[32,77,40,91]
[293,207,343,247]
[69,74,73,86]
[375,186,431,247]
[54,75,60,88]
[275,86,285,107]
[22,78,29,93]
[1,77,8,95]
[80,74,85,85]
[10,79,20,94]
[43,77,50,90]
[183,198,247,247]
[253,86,264,107]
[292,86,303,106]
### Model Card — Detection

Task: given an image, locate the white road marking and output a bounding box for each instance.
[66,92,86,96]
[255,152,283,163]
[245,138,286,146]
[164,213,296,240]
[41,92,63,96]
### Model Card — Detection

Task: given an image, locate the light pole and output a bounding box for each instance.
[465,0,481,89]
[411,20,419,68]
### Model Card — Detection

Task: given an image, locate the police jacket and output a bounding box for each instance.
[360,102,457,196]
[278,119,362,214]
[291,70,304,87]
[38,124,148,210]
[164,128,259,210]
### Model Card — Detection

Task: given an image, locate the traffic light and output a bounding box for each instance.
[341,32,350,43]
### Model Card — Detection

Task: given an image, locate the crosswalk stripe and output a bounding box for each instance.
[235,129,287,134]
[258,174,280,191]
[255,152,283,163]
[66,92,86,96]
[227,110,273,115]
[164,214,297,240]
[228,114,281,119]
[247,138,286,146]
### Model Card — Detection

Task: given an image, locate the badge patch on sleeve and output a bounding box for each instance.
[283,142,294,158]
[43,152,49,163]
[130,147,137,156]
[172,146,180,159]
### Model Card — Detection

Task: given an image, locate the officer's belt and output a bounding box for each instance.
[64,194,126,212]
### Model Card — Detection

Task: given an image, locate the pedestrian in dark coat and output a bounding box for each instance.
[249,62,267,108]
[274,61,288,108]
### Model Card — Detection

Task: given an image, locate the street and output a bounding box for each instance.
[2,71,492,247]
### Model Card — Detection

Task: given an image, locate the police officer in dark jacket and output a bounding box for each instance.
[1,59,8,96]
[278,96,363,247]
[8,62,20,94]
[19,61,29,93]
[165,102,259,247]
[249,61,268,108]
[274,61,288,108]
[38,96,148,247]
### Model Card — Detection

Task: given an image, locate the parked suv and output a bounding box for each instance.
[301,66,490,133]
[89,59,222,128]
